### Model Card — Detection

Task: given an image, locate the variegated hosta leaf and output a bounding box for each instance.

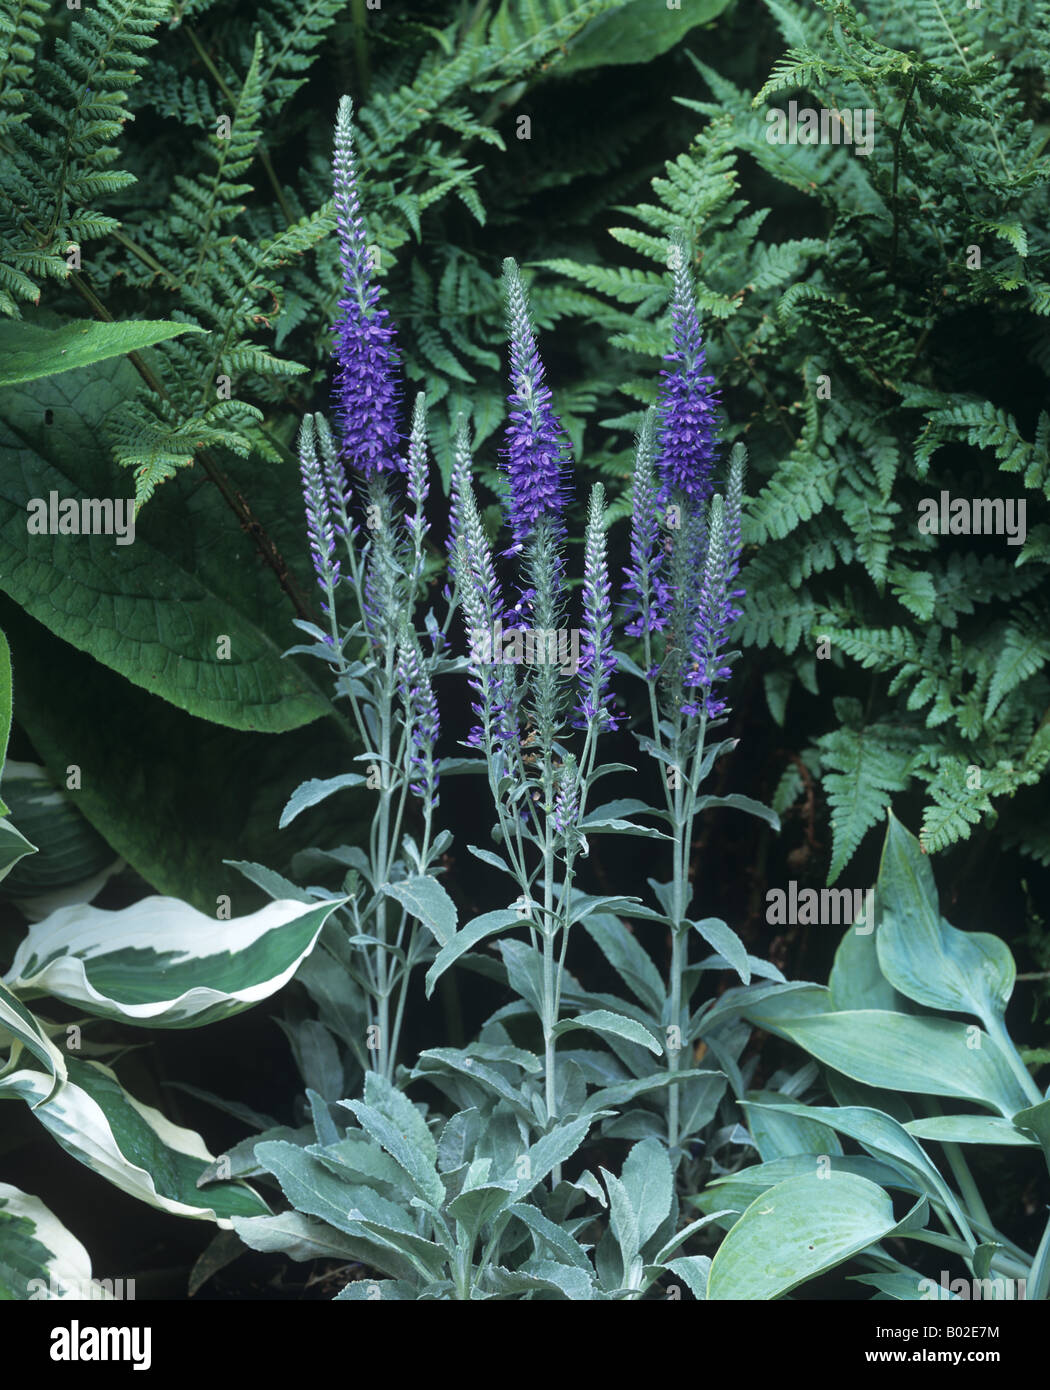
[0,818,36,884]
[0,1058,270,1227]
[0,976,66,1100]
[0,1182,100,1300]
[3,894,348,1027]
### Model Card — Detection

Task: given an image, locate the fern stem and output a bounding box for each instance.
[64,270,317,624]
[889,68,920,275]
[183,25,294,227]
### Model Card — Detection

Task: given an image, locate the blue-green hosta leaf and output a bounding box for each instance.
[0,318,205,387]
[852,1271,962,1300]
[740,1095,843,1162]
[0,1183,98,1301]
[829,911,906,1012]
[696,1154,917,1215]
[424,909,521,995]
[763,1011,1030,1117]
[1012,1098,1050,1156]
[875,813,1015,1025]
[381,874,459,947]
[0,977,66,1099]
[0,1059,269,1225]
[749,1102,967,1230]
[905,1115,1039,1147]
[553,1010,662,1054]
[707,1173,928,1300]
[278,773,368,828]
[3,895,347,1027]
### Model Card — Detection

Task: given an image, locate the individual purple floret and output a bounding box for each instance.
[656,238,720,506]
[397,634,440,801]
[575,484,620,731]
[499,258,572,551]
[297,414,339,624]
[332,97,402,477]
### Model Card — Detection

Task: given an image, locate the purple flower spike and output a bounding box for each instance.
[622,409,673,637]
[397,632,440,802]
[656,236,720,506]
[332,97,402,477]
[575,483,620,731]
[298,414,339,621]
[682,491,744,720]
[500,258,572,550]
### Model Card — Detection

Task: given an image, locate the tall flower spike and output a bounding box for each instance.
[575,483,620,731]
[298,414,340,626]
[314,411,354,543]
[723,441,746,622]
[445,418,471,599]
[500,258,572,551]
[331,96,402,477]
[397,628,440,803]
[656,232,720,506]
[682,494,743,720]
[622,409,672,637]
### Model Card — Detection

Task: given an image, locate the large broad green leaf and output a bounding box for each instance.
[0,1182,98,1300]
[696,1154,918,1215]
[0,1058,270,1225]
[741,1095,842,1162]
[875,813,1015,1025]
[3,894,347,1027]
[707,1172,928,1300]
[751,1101,967,1231]
[905,1115,1039,1147]
[0,599,363,913]
[829,910,906,1012]
[0,318,204,387]
[0,356,329,730]
[763,1010,1030,1116]
[557,0,732,75]
[0,977,66,1097]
